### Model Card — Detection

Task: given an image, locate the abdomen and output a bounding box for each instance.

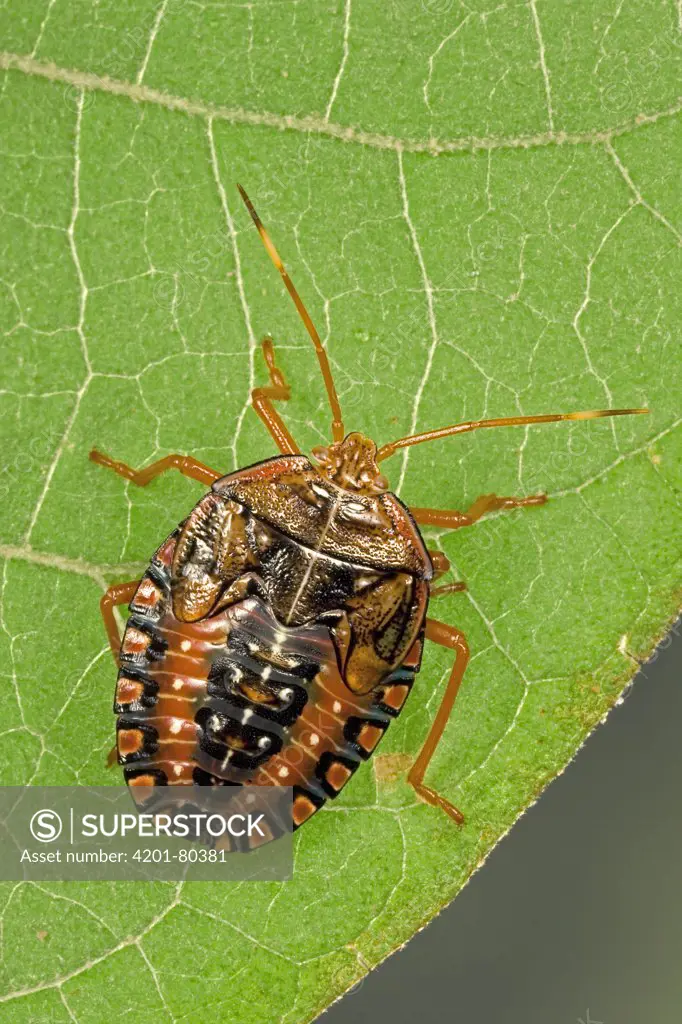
[114,531,424,830]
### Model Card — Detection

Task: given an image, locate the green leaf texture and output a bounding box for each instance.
[0,2,680,1020]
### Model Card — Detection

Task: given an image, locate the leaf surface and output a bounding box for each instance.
[0,3,680,1020]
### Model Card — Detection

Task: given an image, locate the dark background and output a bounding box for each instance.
[325,623,681,1024]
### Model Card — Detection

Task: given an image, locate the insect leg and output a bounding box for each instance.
[407,617,470,824]
[429,550,450,580]
[430,581,467,598]
[427,550,467,597]
[100,580,140,663]
[251,335,300,455]
[89,451,221,487]
[411,492,547,529]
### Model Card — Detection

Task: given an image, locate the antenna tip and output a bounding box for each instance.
[236,183,261,228]
[569,407,650,421]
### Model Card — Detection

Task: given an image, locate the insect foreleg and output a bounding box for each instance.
[407,617,470,825]
[100,580,141,663]
[89,450,221,487]
[411,492,547,530]
[251,336,300,455]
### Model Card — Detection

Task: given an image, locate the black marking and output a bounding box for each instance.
[201,696,288,740]
[207,659,309,727]
[146,561,172,591]
[195,706,283,770]
[226,634,320,681]
[115,662,152,685]
[204,597,324,734]
[192,767,242,787]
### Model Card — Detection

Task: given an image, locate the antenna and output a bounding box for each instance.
[376,407,649,462]
[237,185,345,444]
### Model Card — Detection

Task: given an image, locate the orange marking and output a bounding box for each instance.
[293,794,318,826]
[118,729,145,756]
[380,683,410,711]
[356,722,383,753]
[238,681,279,705]
[116,678,145,704]
[121,628,152,656]
[128,773,158,787]
[314,667,378,717]
[325,760,352,791]
[132,578,162,610]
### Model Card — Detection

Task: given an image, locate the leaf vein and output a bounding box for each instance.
[2,52,682,156]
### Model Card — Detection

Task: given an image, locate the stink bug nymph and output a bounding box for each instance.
[93,185,648,833]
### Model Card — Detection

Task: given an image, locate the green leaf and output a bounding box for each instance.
[0,3,680,1020]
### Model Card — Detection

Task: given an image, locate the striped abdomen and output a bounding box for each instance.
[114,531,424,830]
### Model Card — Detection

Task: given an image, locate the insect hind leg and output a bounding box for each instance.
[100,580,141,664]
[407,617,470,824]
[251,335,300,455]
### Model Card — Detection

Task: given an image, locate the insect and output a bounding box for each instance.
[93,185,647,835]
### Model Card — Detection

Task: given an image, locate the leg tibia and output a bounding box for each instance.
[100,580,141,663]
[407,617,470,824]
